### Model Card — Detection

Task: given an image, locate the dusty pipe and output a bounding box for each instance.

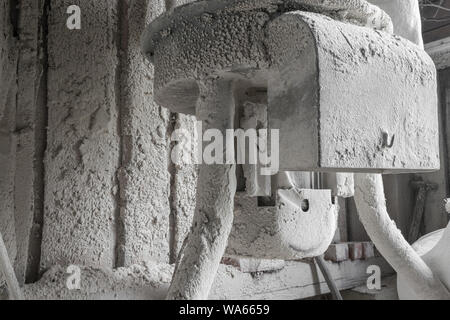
[314,255,343,300]
[353,173,450,300]
[0,232,24,300]
[167,79,236,300]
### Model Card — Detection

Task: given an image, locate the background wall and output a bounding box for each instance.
[0,0,18,288]
[0,0,198,288]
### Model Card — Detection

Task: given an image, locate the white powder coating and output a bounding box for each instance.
[167,79,237,300]
[222,256,286,273]
[267,11,439,172]
[145,0,439,300]
[324,173,355,198]
[117,0,172,266]
[398,224,450,299]
[143,0,392,116]
[353,174,450,300]
[335,173,354,198]
[23,263,174,300]
[1,0,199,295]
[227,190,337,260]
[0,0,444,300]
[148,4,437,173]
[42,0,177,270]
[368,0,423,48]
[22,257,393,299]
[298,0,393,32]
[353,1,450,300]
[41,0,121,269]
[148,7,271,115]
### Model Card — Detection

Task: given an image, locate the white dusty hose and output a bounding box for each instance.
[0,232,24,300]
[167,79,236,300]
[353,173,450,300]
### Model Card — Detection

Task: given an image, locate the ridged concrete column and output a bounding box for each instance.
[0,0,18,289]
[117,0,172,267]
[41,0,120,270]
[14,0,48,284]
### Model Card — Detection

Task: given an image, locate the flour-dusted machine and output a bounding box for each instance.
[142,0,445,299]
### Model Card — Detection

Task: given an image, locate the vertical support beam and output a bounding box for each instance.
[41,0,120,270]
[14,0,48,284]
[367,0,423,48]
[117,0,171,266]
[0,0,18,290]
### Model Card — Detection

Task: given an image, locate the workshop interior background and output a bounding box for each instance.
[1,0,450,300]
